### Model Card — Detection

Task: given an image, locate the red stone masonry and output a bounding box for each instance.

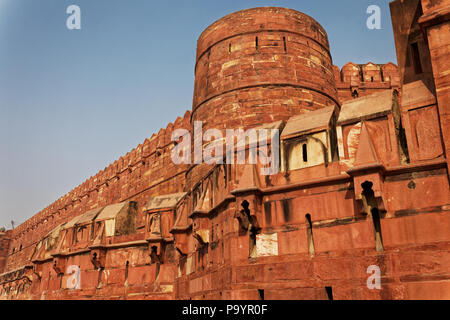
[193,7,338,128]
[1,3,449,300]
[4,111,191,271]
[189,7,339,189]
[0,231,11,273]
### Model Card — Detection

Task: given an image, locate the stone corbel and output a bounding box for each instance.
[234,209,251,234]
[23,265,34,284]
[234,198,261,234]
[347,164,386,215]
[193,229,209,248]
[52,255,66,275]
[173,232,189,257]
[149,243,162,264]
[90,248,106,269]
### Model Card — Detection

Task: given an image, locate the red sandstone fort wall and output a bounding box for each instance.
[0,231,11,274]
[188,7,340,189]
[1,2,449,300]
[4,111,191,272]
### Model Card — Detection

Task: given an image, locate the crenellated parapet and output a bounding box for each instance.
[4,110,191,272]
[334,62,400,103]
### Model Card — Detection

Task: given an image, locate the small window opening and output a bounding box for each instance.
[283,36,287,53]
[305,214,315,256]
[392,90,410,164]
[155,258,161,282]
[371,208,384,252]
[302,143,308,162]
[361,181,384,252]
[258,289,265,300]
[124,261,129,286]
[255,36,259,51]
[150,246,160,264]
[371,76,374,82]
[242,200,258,257]
[229,43,232,54]
[97,267,103,288]
[325,286,333,300]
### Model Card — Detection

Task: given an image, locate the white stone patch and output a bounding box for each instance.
[105,219,115,237]
[256,233,278,257]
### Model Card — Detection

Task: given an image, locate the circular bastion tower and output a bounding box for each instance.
[187,7,339,187]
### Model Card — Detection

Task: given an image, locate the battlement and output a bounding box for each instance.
[6,110,191,266]
[333,62,400,103]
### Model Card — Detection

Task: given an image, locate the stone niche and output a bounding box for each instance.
[280,106,339,172]
[144,193,186,262]
[337,89,402,168]
[95,201,138,237]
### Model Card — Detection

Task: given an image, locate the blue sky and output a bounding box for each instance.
[0,0,396,229]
